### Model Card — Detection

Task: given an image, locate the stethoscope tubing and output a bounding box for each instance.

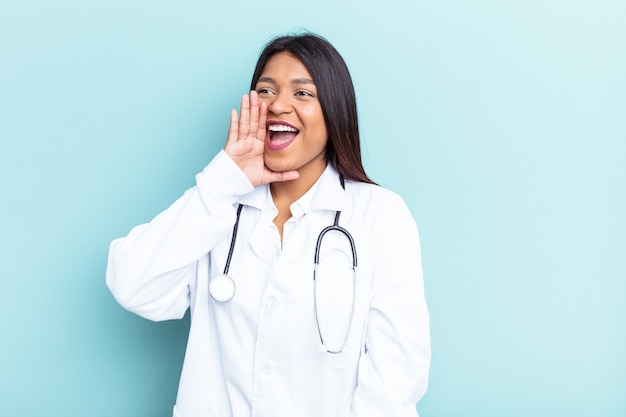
[313,210,357,268]
[313,210,358,354]
[223,204,244,276]
[210,178,358,354]
[208,204,243,302]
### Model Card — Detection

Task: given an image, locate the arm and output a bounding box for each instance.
[348,197,431,416]
[106,92,298,321]
[105,151,253,321]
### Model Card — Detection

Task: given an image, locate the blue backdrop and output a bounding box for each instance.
[1,0,624,416]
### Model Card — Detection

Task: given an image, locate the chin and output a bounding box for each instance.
[264,155,293,173]
[264,161,291,174]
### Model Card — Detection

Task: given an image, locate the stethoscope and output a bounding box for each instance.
[209,180,357,354]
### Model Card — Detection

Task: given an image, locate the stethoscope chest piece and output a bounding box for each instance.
[210,204,243,303]
[209,274,236,302]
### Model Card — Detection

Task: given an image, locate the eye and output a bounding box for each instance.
[256,87,275,96]
[295,90,315,98]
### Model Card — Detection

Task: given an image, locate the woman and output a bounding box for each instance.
[107,33,430,417]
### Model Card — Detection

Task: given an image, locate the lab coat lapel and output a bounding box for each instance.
[236,165,347,269]
[276,165,347,271]
[308,164,346,214]
[238,184,275,266]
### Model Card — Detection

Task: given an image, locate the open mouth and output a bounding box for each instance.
[266,122,299,151]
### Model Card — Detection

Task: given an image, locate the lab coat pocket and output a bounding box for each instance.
[316,235,370,370]
[325,288,371,370]
[317,248,370,370]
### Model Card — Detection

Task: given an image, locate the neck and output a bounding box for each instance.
[270,160,327,206]
[270,159,327,244]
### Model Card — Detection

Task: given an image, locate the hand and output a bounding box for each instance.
[224,91,299,187]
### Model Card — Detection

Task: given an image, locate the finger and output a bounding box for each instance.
[248,90,259,135]
[257,101,268,142]
[238,94,250,139]
[226,109,239,146]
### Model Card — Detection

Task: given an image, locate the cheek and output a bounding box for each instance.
[305,107,326,131]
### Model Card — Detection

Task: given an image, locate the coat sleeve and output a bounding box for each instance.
[347,193,431,417]
[105,151,254,321]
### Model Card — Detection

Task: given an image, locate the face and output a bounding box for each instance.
[255,52,328,180]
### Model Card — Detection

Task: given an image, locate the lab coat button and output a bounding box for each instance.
[268,297,279,309]
[262,361,274,374]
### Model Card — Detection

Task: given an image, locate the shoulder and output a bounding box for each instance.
[346,180,408,208]
[342,181,422,263]
[345,181,415,226]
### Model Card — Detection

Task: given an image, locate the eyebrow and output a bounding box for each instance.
[257,76,315,86]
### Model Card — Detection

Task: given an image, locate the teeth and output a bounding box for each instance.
[268,124,298,132]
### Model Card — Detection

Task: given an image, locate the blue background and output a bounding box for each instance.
[1,0,624,416]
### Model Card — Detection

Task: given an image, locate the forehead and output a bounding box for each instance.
[258,52,314,81]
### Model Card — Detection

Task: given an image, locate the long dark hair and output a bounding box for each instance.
[250,33,375,184]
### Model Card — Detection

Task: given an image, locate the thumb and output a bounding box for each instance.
[264,169,300,184]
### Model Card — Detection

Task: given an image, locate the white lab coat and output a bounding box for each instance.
[106,151,430,417]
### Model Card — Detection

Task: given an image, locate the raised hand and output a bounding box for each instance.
[224,91,299,187]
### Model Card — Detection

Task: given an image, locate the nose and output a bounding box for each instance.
[266,91,292,115]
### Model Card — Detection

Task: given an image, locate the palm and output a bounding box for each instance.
[224,92,298,187]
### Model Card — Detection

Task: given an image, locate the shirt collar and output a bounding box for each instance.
[238,163,345,214]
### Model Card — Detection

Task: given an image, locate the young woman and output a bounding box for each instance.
[107,33,430,417]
